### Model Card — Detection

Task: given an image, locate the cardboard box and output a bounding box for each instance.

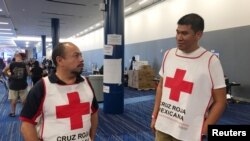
[128,66,155,89]
[133,61,148,70]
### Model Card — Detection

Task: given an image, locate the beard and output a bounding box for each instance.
[70,67,83,76]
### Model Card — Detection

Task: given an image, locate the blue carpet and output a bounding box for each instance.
[98,95,154,109]
[0,83,7,103]
[96,100,155,141]
[0,84,23,141]
[218,102,250,124]
[124,87,155,98]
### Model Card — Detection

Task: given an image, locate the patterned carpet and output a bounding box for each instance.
[96,100,154,141]
[0,83,23,141]
[218,102,250,124]
[0,83,250,141]
[124,87,155,99]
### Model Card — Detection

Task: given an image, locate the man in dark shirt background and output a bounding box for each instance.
[3,52,29,117]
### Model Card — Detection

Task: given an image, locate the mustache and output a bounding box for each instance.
[77,63,84,67]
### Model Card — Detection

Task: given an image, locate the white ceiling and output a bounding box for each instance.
[0,0,159,53]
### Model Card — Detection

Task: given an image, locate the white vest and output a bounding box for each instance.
[36,77,93,141]
[155,48,214,141]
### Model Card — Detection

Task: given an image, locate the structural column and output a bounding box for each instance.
[51,18,60,49]
[103,0,124,114]
[2,52,4,59]
[41,35,46,57]
[33,47,37,59]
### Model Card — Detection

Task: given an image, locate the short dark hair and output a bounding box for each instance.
[52,42,67,66]
[177,13,204,33]
[33,61,40,67]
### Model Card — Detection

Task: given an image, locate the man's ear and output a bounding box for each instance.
[56,56,63,66]
[196,31,203,40]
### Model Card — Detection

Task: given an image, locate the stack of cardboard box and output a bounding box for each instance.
[128,65,155,90]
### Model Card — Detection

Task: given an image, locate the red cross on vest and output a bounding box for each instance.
[165,69,193,102]
[56,92,90,130]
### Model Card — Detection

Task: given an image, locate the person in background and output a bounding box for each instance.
[0,58,8,93]
[151,13,227,141]
[129,56,136,70]
[3,52,29,117]
[30,60,43,85]
[99,65,103,74]
[0,58,6,78]
[20,42,99,141]
[47,59,55,75]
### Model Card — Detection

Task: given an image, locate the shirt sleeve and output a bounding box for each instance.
[209,55,226,89]
[91,95,99,114]
[19,80,45,124]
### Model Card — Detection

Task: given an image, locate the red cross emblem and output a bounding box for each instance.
[56,92,90,130]
[165,69,193,102]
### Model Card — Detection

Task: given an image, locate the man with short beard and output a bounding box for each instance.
[20,42,99,141]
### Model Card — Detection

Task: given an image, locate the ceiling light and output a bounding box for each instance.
[139,0,148,5]
[0,9,3,12]
[0,36,13,39]
[95,23,101,27]
[0,28,11,31]
[25,41,29,44]
[125,7,132,13]
[15,36,41,41]
[15,36,52,42]
[0,22,9,25]
[0,32,13,35]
